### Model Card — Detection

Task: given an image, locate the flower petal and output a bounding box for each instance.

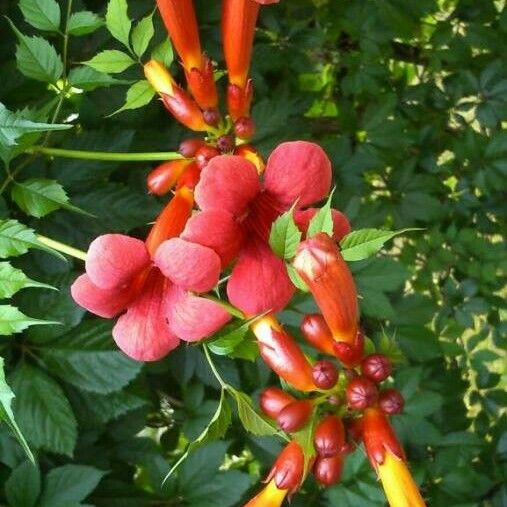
[86,234,150,290]
[264,141,332,208]
[195,155,260,216]
[181,210,244,266]
[112,270,180,361]
[154,238,221,293]
[167,287,231,341]
[294,208,351,241]
[227,239,294,315]
[70,274,133,318]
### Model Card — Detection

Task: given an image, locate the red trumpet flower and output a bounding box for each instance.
[362,408,426,507]
[300,314,336,356]
[293,233,359,345]
[144,60,208,131]
[260,387,295,419]
[251,315,315,391]
[156,0,217,109]
[147,159,192,196]
[71,188,230,361]
[245,441,304,507]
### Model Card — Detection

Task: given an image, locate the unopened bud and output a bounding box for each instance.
[361,354,392,383]
[314,415,345,457]
[203,108,221,126]
[301,314,336,356]
[147,160,190,196]
[259,387,295,419]
[277,399,313,433]
[313,454,344,487]
[312,360,338,390]
[333,331,364,368]
[346,376,378,410]
[234,116,256,140]
[195,145,220,170]
[179,138,206,158]
[217,135,235,153]
[378,389,405,415]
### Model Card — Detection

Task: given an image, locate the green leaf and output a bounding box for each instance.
[207,319,256,356]
[11,364,77,456]
[68,66,120,91]
[378,332,404,363]
[0,262,55,299]
[151,39,174,67]
[307,189,335,237]
[269,203,302,259]
[12,178,91,218]
[340,228,421,261]
[0,358,34,462]
[286,263,309,292]
[166,389,231,479]
[5,461,41,507]
[0,219,66,260]
[0,103,71,148]
[83,50,135,74]
[132,13,154,57]
[7,20,63,83]
[228,388,281,437]
[19,0,61,31]
[110,80,156,115]
[67,11,103,36]
[0,305,56,335]
[105,0,131,48]
[41,320,143,394]
[38,465,105,507]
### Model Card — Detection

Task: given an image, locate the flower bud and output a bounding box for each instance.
[203,108,221,127]
[227,81,253,121]
[184,55,218,110]
[293,233,359,346]
[361,408,426,507]
[145,186,193,256]
[260,387,295,419]
[266,441,305,493]
[234,144,265,174]
[312,360,338,390]
[277,399,313,432]
[179,138,206,158]
[300,314,336,356]
[346,376,378,410]
[195,145,220,170]
[378,389,405,415]
[234,116,256,140]
[251,316,316,392]
[313,454,344,487]
[361,354,392,383]
[147,160,191,196]
[216,135,235,154]
[314,415,345,457]
[176,162,200,190]
[333,330,364,368]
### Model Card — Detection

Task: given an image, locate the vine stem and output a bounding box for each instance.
[37,235,87,261]
[27,146,185,162]
[203,345,228,389]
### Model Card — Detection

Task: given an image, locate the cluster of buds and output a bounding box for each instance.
[245,232,426,506]
[144,0,274,198]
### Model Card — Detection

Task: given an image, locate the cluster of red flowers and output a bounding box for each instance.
[71,1,426,506]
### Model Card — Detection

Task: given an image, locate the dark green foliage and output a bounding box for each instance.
[0,0,505,506]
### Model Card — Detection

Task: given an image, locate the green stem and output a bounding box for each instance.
[27,146,185,162]
[203,295,245,320]
[37,235,87,261]
[203,345,228,389]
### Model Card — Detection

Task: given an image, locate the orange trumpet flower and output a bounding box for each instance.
[363,408,427,507]
[293,233,359,345]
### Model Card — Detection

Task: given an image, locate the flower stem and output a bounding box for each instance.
[37,235,87,261]
[203,344,228,389]
[27,146,185,162]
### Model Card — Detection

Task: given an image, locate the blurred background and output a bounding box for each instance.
[0,0,505,505]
